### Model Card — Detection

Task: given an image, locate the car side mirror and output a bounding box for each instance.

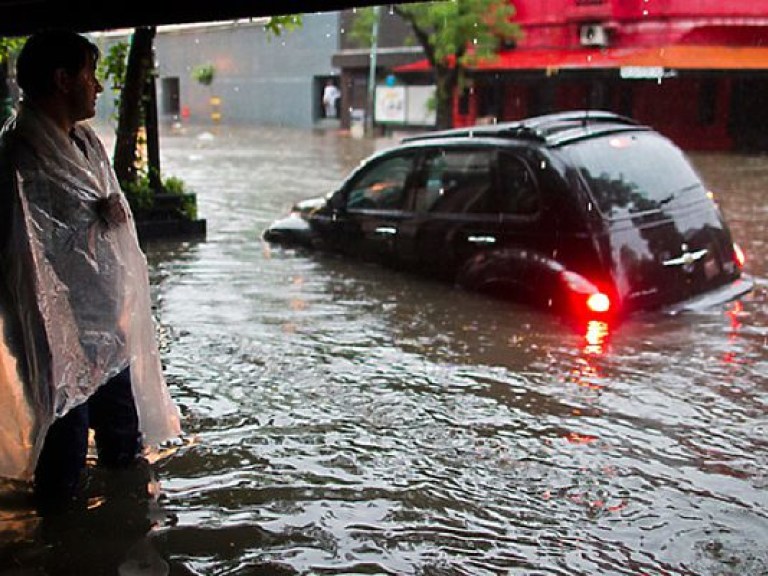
[328,190,346,212]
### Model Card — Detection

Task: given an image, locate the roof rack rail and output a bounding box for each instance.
[521,110,638,135]
[400,121,544,144]
[401,110,643,146]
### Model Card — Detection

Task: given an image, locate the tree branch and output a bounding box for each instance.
[393,5,437,67]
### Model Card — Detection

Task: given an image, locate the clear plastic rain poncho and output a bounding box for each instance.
[0,105,181,481]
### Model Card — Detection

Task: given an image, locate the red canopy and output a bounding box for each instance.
[395,45,768,73]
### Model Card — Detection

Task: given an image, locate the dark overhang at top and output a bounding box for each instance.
[0,0,410,36]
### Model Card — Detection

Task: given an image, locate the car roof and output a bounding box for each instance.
[400,110,653,149]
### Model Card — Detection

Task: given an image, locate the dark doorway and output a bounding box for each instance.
[160,77,180,117]
[529,82,556,117]
[730,76,768,151]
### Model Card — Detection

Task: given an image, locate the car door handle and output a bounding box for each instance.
[467,235,496,244]
[375,226,397,235]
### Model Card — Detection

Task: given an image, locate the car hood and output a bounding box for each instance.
[293,196,327,216]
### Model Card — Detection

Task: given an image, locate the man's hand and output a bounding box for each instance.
[95,193,128,227]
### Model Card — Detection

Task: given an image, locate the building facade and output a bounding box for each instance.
[331,9,425,130]
[96,14,342,129]
[393,0,768,150]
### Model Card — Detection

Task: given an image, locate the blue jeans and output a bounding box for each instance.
[33,367,141,510]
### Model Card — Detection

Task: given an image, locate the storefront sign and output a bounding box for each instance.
[375,85,436,126]
[620,66,677,79]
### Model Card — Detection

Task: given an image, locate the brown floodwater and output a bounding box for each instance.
[1,124,766,575]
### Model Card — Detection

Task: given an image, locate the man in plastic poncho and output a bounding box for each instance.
[0,30,181,512]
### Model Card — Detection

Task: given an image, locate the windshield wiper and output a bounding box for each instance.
[656,183,700,207]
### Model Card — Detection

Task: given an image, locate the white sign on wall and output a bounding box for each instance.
[375,86,406,123]
[406,86,436,126]
[375,85,436,126]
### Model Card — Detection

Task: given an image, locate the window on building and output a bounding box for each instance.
[619,84,633,118]
[458,88,472,116]
[698,79,717,126]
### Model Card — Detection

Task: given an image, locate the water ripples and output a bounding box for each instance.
[2,126,764,575]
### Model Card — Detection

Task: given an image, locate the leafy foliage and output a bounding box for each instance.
[393,0,519,67]
[121,171,156,210]
[191,63,215,86]
[123,171,197,220]
[0,37,25,63]
[263,14,303,37]
[97,41,130,121]
[348,8,378,48]
[0,37,24,122]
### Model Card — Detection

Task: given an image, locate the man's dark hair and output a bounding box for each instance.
[16,30,100,101]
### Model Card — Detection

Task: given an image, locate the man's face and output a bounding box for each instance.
[64,51,103,122]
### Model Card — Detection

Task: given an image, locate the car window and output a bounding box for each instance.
[497,152,539,215]
[566,132,705,218]
[346,154,413,210]
[416,149,495,214]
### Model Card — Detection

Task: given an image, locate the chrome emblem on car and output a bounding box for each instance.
[663,244,708,267]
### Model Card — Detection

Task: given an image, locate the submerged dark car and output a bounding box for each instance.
[263,111,752,322]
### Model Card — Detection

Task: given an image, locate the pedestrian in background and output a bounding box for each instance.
[322,79,341,118]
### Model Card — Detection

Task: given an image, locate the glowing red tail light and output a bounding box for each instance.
[733,243,745,268]
[561,271,614,316]
[586,292,611,314]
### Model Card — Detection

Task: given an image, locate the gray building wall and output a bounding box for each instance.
[96,14,340,128]
[158,14,340,127]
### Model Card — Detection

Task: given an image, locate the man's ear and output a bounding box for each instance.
[52,68,72,94]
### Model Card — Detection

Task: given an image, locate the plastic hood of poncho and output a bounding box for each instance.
[0,106,181,481]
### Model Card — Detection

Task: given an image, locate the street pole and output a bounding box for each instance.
[366,5,380,135]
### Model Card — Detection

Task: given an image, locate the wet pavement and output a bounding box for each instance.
[1,123,766,575]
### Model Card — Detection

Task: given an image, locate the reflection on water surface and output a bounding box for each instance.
[1,125,766,575]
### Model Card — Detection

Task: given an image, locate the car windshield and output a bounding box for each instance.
[566,132,705,218]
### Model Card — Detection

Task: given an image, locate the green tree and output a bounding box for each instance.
[263,14,303,37]
[353,1,520,129]
[0,38,24,62]
[97,40,129,123]
[0,37,24,124]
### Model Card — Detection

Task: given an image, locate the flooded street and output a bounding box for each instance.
[2,124,767,575]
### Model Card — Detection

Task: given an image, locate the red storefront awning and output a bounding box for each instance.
[394,45,768,73]
[621,45,768,69]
